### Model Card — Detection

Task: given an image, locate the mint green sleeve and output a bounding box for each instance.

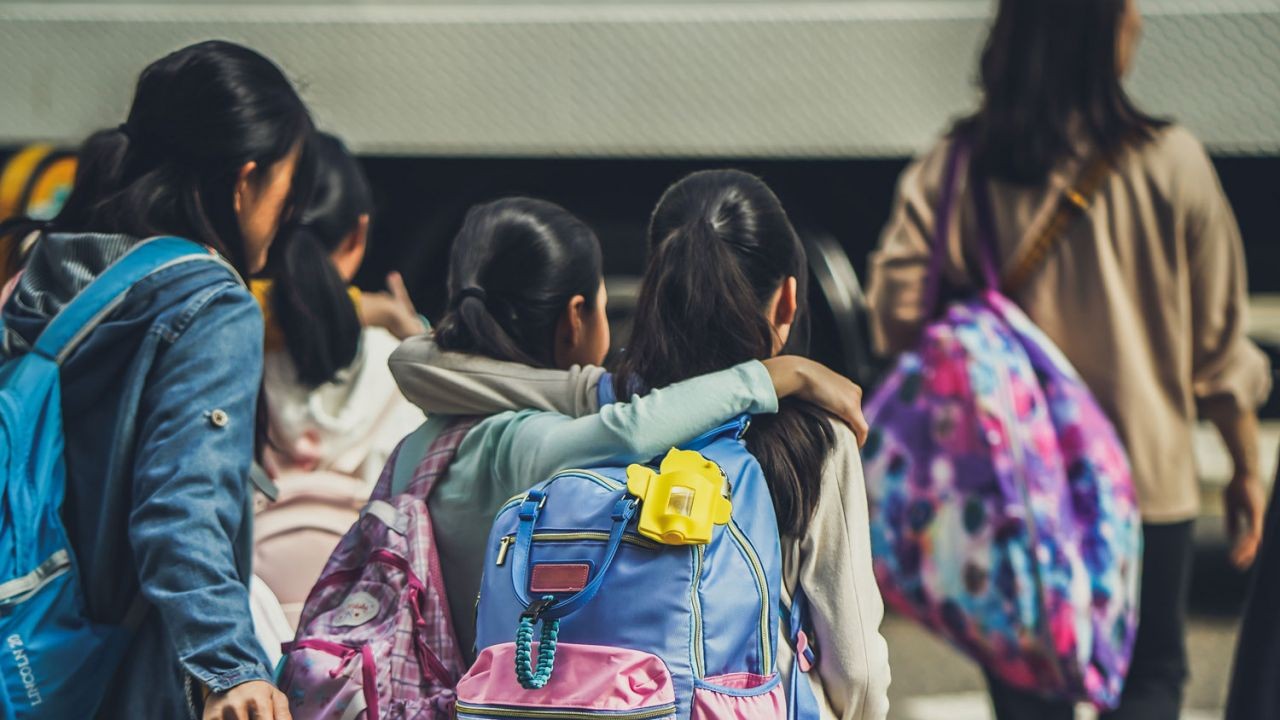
[487,360,778,488]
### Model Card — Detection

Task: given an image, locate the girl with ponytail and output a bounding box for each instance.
[254,132,423,486]
[386,196,868,658]
[615,170,891,720]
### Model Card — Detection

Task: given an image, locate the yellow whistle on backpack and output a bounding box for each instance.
[626,449,732,546]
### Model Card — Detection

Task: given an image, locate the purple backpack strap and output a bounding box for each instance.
[407,417,482,499]
[922,136,1003,315]
[370,417,481,502]
[921,137,968,316]
[970,165,1003,291]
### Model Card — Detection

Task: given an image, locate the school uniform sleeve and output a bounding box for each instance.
[867,140,953,357]
[488,360,779,488]
[784,422,891,720]
[390,334,606,417]
[1174,131,1273,411]
[127,286,273,693]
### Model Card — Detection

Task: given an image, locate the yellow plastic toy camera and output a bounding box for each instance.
[625,449,732,546]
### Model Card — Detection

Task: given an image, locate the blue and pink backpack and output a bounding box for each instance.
[863,137,1142,708]
[457,415,820,720]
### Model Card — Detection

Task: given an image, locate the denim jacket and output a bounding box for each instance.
[3,233,272,718]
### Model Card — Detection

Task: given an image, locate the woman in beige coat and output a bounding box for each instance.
[868,0,1271,718]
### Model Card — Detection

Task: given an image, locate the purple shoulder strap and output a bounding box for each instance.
[372,417,481,501]
[921,137,1002,316]
[406,417,481,498]
[921,138,966,316]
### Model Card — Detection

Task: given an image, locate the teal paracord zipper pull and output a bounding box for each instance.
[515,596,559,690]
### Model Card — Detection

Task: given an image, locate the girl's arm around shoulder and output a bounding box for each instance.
[389,335,606,417]
[488,360,779,489]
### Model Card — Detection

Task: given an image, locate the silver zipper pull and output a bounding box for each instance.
[496,536,514,566]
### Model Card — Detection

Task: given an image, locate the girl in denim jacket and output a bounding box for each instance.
[2,41,312,719]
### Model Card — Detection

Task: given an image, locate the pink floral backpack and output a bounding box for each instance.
[864,137,1142,708]
[278,418,479,720]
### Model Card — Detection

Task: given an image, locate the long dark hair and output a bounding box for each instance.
[269,133,367,387]
[433,197,603,368]
[48,40,313,278]
[958,0,1165,183]
[617,170,834,536]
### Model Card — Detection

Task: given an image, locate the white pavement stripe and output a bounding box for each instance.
[897,692,1222,720]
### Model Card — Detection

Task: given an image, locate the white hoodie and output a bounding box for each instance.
[262,326,423,487]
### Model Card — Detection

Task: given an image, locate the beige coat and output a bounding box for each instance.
[868,124,1272,522]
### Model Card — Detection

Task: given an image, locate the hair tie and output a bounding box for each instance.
[456,286,488,306]
[116,122,133,140]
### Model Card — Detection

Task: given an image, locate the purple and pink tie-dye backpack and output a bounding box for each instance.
[864,138,1142,709]
[278,418,479,720]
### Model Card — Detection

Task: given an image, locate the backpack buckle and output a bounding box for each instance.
[518,491,547,520]
[521,596,556,622]
[611,496,639,521]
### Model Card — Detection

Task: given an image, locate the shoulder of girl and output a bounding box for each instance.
[824,418,862,459]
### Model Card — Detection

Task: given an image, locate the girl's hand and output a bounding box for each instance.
[1225,471,1266,570]
[763,356,869,446]
[360,272,427,340]
[202,680,292,720]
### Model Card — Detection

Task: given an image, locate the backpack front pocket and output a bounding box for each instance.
[279,640,377,719]
[691,673,785,720]
[456,643,676,720]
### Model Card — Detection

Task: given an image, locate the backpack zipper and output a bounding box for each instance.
[497,470,625,515]
[726,520,772,674]
[455,701,677,720]
[690,544,706,676]
[495,531,660,566]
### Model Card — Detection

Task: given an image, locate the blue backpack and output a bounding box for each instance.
[455,415,821,720]
[0,237,218,718]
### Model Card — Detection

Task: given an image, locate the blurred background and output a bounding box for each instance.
[1,1,1277,716]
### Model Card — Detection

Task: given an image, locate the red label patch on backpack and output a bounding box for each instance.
[530,563,590,593]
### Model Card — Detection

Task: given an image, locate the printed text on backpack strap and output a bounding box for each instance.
[31,236,228,364]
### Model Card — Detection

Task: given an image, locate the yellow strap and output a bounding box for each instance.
[1002,149,1115,296]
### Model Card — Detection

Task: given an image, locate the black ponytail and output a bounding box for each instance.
[49,40,313,279]
[618,169,835,536]
[616,214,775,391]
[38,41,313,460]
[267,132,367,387]
[271,228,362,387]
[433,197,602,369]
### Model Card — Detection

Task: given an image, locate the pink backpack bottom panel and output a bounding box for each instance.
[456,642,676,718]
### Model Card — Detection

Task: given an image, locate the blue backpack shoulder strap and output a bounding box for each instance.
[786,584,821,720]
[31,236,217,364]
[595,371,617,407]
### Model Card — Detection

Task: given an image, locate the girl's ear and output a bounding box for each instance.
[555,293,588,359]
[774,276,798,326]
[331,214,370,281]
[768,276,798,352]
